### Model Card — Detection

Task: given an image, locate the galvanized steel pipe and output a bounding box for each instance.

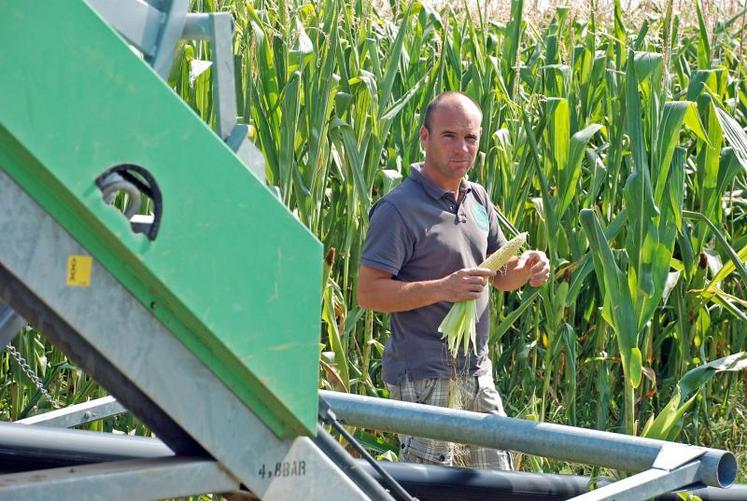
[320,390,737,489]
[0,421,172,467]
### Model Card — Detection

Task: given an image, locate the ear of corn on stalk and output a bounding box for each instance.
[438,232,528,358]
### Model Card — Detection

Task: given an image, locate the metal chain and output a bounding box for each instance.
[5,344,54,403]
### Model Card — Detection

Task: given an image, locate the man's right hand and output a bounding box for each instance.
[438,268,496,302]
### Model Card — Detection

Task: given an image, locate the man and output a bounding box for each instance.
[357,91,550,469]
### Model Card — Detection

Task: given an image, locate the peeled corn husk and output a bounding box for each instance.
[438,233,528,358]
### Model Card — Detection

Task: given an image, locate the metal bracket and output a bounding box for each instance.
[568,444,707,501]
[86,0,188,78]
[652,442,707,470]
[149,0,189,78]
[16,396,127,428]
[86,0,164,58]
[0,457,240,500]
[227,124,266,181]
[206,13,238,141]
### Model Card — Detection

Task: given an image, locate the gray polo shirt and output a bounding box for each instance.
[361,164,507,385]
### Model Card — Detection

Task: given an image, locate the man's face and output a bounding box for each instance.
[420,98,482,182]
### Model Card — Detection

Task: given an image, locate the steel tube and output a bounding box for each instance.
[0,457,239,500]
[0,421,173,471]
[320,390,737,489]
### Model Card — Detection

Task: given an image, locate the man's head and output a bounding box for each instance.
[420,92,483,186]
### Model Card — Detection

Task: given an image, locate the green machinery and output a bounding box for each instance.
[0,0,380,498]
[1,0,320,441]
[0,2,322,442]
[0,1,741,500]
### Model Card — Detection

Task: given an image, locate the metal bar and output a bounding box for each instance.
[320,390,737,489]
[319,397,413,501]
[209,13,239,140]
[149,0,189,78]
[88,0,188,76]
[184,13,264,180]
[569,444,708,501]
[0,303,24,346]
[181,13,212,41]
[16,396,126,428]
[652,442,707,470]
[0,266,206,457]
[226,124,267,182]
[86,0,163,57]
[569,462,702,501]
[89,0,213,49]
[312,424,396,501]
[0,457,239,500]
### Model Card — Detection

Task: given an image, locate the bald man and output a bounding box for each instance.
[358,91,549,469]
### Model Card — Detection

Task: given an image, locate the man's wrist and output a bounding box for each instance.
[427,277,446,303]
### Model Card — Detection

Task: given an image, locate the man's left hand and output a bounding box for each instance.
[516,250,550,287]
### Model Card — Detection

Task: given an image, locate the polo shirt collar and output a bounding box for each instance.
[410,163,471,200]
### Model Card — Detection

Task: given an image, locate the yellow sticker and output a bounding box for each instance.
[66,255,92,287]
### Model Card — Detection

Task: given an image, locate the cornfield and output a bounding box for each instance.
[2,0,746,482]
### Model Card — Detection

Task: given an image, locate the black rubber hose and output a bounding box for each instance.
[356,460,747,501]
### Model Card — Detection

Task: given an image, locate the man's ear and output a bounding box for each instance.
[419,126,429,143]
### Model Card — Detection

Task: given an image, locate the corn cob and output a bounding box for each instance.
[479,232,528,271]
[438,232,528,358]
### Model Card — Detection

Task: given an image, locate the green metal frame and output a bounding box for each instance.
[0,1,322,437]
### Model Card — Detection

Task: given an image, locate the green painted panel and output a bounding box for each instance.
[0,1,322,436]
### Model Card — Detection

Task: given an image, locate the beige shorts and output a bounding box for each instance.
[386,369,512,470]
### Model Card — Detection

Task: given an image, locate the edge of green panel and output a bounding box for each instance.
[0,130,314,438]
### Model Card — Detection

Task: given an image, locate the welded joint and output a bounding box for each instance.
[555,446,708,500]
[652,443,707,471]
[569,460,703,501]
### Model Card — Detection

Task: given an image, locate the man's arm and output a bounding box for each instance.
[357,265,495,313]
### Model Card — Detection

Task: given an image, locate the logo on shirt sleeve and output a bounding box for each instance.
[471,203,490,230]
